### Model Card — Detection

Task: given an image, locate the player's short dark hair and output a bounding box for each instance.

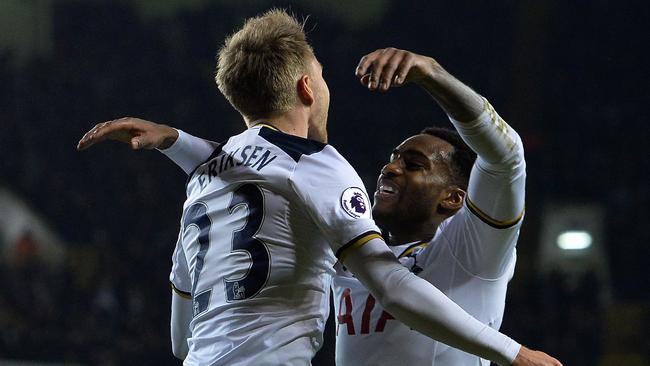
[420,126,477,190]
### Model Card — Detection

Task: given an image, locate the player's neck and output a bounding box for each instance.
[387,222,438,246]
[247,110,309,139]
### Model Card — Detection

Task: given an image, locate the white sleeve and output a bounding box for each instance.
[288,146,381,258]
[170,291,192,359]
[158,129,218,175]
[169,233,192,299]
[169,233,193,359]
[442,99,525,278]
[449,98,526,222]
[343,238,521,365]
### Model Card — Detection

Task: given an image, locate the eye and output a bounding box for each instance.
[404,160,425,170]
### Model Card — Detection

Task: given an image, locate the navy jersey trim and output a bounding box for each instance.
[258,126,326,162]
[186,143,223,187]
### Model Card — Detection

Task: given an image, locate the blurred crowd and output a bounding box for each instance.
[0,1,648,365]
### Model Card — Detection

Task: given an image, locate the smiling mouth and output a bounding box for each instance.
[375,180,399,198]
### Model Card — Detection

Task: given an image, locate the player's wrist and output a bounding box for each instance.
[159,125,180,149]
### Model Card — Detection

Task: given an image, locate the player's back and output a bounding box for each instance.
[170,125,379,365]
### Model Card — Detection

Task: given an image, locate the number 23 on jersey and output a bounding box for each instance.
[182,183,271,317]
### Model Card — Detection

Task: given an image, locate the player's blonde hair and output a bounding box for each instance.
[215,9,314,120]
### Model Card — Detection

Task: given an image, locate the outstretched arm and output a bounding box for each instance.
[344,238,561,366]
[77,117,216,174]
[77,117,179,150]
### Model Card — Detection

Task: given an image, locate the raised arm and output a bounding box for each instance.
[357,48,526,276]
[77,117,217,174]
[356,48,524,218]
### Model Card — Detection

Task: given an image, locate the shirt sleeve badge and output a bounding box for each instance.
[340,187,371,219]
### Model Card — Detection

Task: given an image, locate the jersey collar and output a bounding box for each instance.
[250,122,280,132]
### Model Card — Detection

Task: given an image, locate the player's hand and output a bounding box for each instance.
[512,346,562,366]
[77,117,178,151]
[355,47,439,92]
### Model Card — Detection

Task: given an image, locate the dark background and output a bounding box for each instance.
[0,1,648,365]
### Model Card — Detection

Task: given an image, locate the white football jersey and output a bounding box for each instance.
[170,125,381,366]
[332,205,520,366]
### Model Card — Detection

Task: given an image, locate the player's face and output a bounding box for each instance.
[373,134,454,229]
[306,56,330,143]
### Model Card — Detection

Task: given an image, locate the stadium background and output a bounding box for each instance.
[0,0,648,365]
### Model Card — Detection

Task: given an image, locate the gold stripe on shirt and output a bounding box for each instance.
[466,197,524,229]
[171,283,192,299]
[337,232,383,262]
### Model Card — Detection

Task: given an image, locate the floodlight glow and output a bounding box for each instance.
[556,231,592,250]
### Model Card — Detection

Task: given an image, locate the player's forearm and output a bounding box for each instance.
[159,129,217,174]
[419,62,484,123]
[380,268,520,365]
[449,98,523,168]
[420,62,523,167]
[345,240,521,365]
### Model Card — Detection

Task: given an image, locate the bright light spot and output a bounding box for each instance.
[556,231,592,250]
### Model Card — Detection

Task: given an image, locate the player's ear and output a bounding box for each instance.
[297,74,315,106]
[438,187,465,212]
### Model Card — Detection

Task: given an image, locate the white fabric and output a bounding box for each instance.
[171,291,192,359]
[159,129,217,174]
[449,98,526,223]
[169,126,379,365]
[164,123,523,366]
[342,239,520,366]
[332,99,525,366]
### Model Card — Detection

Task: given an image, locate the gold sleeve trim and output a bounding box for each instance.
[397,242,428,259]
[337,232,383,262]
[465,197,524,229]
[171,283,192,299]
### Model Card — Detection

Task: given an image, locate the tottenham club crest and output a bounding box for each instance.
[341,187,371,219]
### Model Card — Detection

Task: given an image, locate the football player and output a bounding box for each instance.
[331,47,528,365]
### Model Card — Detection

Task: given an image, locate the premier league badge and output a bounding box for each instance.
[341,187,371,219]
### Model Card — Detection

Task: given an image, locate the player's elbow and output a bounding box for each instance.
[171,340,189,360]
[369,267,412,314]
[171,330,189,360]
[499,133,525,168]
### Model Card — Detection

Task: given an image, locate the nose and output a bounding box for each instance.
[381,159,402,177]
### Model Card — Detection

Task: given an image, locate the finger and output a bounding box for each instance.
[359,74,371,87]
[77,123,106,150]
[367,48,398,91]
[130,135,159,150]
[355,49,383,78]
[392,52,415,86]
[77,119,135,150]
[130,137,141,150]
[377,50,407,91]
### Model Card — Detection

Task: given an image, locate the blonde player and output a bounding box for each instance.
[78,10,561,366]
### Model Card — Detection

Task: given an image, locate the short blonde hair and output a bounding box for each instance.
[215,9,314,119]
